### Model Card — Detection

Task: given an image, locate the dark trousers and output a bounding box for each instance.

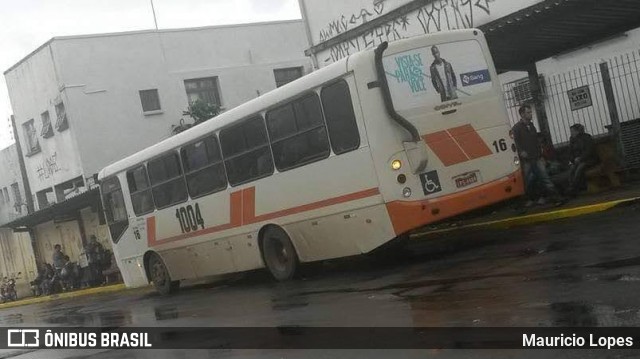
[523,158,558,200]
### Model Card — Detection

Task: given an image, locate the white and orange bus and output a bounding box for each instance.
[98,29,523,294]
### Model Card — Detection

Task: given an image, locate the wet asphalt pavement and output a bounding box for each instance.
[2,203,640,358]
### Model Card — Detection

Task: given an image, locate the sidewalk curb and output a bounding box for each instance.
[0,284,127,310]
[411,196,640,238]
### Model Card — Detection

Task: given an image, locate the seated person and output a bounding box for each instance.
[565,123,599,196]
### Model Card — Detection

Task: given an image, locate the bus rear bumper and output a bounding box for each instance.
[385,170,524,236]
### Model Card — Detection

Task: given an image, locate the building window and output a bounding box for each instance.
[184,77,221,106]
[181,135,228,198]
[11,183,22,214]
[54,101,69,131]
[274,67,303,88]
[266,93,330,172]
[147,152,188,209]
[36,188,55,209]
[321,80,360,154]
[0,188,5,203]
[139,89,161,113]
[40,111,54,138]
[220,116,273,186]
[127,165,154,215]
[22,119,40,156]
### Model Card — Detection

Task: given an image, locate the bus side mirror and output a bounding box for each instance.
[403,141,428,174]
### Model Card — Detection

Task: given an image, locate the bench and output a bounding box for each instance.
[585,142,622,193]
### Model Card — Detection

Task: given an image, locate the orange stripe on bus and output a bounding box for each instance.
[422,131,468,167]
[386,170,524,236]
[147,187,380,246]
[447,125,492,160]
[147,190,243,246]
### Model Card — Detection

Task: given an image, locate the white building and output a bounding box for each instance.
[3,20,311,268]
[0,144,36,298]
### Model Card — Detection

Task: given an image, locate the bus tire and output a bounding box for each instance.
[260,226,299,281]
[148,253,179,295]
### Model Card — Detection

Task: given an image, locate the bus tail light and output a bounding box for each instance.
[514,156,520,167]
[391,159,402,171]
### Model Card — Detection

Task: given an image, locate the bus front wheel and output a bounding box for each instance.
[261,226,299,281]
[148,253,180,295]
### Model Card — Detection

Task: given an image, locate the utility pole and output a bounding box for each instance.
[150,0,159,30]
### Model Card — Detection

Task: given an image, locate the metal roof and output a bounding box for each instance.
[0,188,101,230]
[480,0,640,71]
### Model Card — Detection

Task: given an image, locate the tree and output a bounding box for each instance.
[171,100,222,135]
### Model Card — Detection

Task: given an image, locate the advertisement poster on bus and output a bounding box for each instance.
[382,39,493,112]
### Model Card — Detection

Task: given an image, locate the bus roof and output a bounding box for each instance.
[98,56,353,181]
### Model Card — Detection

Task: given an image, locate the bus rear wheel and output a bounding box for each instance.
[261,226,299,281]
[149,253,180,295]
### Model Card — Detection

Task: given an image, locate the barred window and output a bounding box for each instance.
[40,111,54,138]
[185,77,221,106]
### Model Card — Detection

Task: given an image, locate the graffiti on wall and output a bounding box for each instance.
[318,0,388,42]
[36,152,61,181]
[320,0,496,64]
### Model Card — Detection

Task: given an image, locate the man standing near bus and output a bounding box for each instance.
[430,45,458,102]
[512,105,560,206]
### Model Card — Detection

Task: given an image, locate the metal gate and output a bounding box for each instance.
[503,48,640,168]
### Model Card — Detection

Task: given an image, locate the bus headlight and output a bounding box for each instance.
[402,187,412,198]
[514,156,520,166]
[391,160,402,171]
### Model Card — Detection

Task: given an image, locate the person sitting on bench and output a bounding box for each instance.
[566,123,599,196]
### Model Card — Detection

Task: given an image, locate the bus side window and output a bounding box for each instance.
[148,152,188,208]
[181,135,228,198]
[126,165,155,215]
[266,93,330,172]
[321,80,360,154]
[220,116,274,186]
[101,177,129,243]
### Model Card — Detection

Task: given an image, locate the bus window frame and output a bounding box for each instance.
[220,115,275,187]
[147,150,189,210]
[266,91,331,172]
[180,134,229,199]
[126,164,155,216]
[320,79,361,155]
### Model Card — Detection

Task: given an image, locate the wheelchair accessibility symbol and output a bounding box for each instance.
[419,170,442,196]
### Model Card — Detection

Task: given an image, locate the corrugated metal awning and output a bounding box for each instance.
[0,188,101,230]
[480,0,640,71]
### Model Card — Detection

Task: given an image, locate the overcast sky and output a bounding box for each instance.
[0,0,301,150]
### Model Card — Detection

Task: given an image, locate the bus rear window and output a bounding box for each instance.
[382,39,493,111]
[101,177,128,243]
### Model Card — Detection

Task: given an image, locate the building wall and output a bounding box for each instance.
[33,220,84,268]
[51,20,311,177]
[5,20,310,206]
[300,0,542,67]
[4,45,84,204]
[0,229,37,299]
[0,145,26,225]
